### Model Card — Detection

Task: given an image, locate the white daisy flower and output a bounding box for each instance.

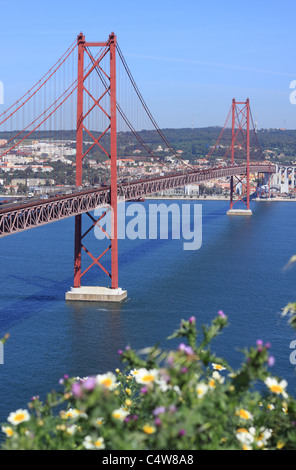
[96,372,118,391]
[235,408,254,420]
[93,437,105,449]
[95,417,104,427]
[196,382,209,399]
[264,377,288,398]
[66,425,77,436]
[212,363,226,371]
[83,435,105,450]
[1,426,14,437]
[134,368,159,385]
[62,408,87,420]
[256,427,272,448]
[130,369,140,377]
[7,409,30,426]
[212,371,225,384]
[236,427,255,447]
[112,407,129,421]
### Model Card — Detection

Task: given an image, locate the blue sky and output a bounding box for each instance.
[0,0,296,129]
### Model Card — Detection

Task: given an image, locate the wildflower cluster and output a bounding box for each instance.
[1,314,296,450]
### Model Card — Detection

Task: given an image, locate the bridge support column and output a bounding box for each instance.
[227,98,252,216]
[66,32,127,303]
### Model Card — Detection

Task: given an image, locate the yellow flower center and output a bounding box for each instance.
[94,440,103,448]
[236,428,248,433]
[14,413,26,423]
[270,385,283,394]
[102,378,113,387]
[277,441,285,449]
[143,425,155,434]
[142,374,155,383]
[238,409,250,420]
[3,427,14,437]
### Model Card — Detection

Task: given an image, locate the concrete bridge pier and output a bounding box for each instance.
[65,286,127,302]
[227,209,252,216]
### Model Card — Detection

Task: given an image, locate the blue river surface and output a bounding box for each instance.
[0,198,296,424]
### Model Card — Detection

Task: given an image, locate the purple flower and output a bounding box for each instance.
[184,345,194,355]
[72,382,83,398]
[154,417,162,427]
[218,310,226,318]
[178,429,186,437]
[265,342,271,349]
[153,406,166,416]
[140,387,148,394]
[31,395,39,401]
[268,355,275,367]
[256,339,263,347]
[178,343,194,355]
[118,349,123,355]
[82,377,96,391]
[189,316,196,323]
[169,405,177,414]
[181,367,188,373]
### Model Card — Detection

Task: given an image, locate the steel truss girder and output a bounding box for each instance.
[0,163,275,238]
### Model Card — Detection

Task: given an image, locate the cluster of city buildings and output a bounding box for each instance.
[0,139,295,198]
[0,139,75,193]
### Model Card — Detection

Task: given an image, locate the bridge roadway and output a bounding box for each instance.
[0,163,275,238]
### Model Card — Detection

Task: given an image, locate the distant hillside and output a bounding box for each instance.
[1,127,295,163]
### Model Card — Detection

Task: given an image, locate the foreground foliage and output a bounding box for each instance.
[1,312,296,450]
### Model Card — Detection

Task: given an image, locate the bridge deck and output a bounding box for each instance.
[0,163,275,238]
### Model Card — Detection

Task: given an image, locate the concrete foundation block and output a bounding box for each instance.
[226,209,252,216]
[65,286,127,302]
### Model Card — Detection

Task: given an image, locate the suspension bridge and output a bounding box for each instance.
[0,32,275,302]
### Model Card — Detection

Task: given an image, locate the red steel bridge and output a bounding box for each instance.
[0,32,275,299]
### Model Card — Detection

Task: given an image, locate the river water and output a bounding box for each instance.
[0,199,295,423]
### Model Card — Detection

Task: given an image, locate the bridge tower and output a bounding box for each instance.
[227,98,252,216]
[65,32,127,302]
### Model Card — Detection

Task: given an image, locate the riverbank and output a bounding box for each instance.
[145,195,296,202]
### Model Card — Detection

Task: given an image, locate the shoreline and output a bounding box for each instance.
[145,195,296,202]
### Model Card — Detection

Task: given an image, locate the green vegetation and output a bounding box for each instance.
[1,127,296,164]
[1,127,295,191]
[1,304,296,450]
